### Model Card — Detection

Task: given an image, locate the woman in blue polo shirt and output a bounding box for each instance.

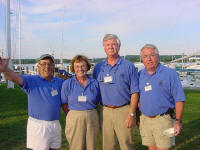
[61,55,100,150]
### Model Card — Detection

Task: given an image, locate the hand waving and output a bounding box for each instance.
[0,56,10,72]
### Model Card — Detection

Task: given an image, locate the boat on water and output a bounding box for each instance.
[175,64,200,72]
[185,62,200,71]
[9,53,200,89]
[134,62,144,71]
[179,73,200,89]
[164,53,200,89]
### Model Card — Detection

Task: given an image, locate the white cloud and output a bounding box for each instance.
[1,0,200,58]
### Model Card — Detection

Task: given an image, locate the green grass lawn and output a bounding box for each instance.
[0,83,200,150]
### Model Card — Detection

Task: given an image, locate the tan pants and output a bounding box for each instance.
[139,114,175,148]
[100,105,134,150]
[65,109,99,150]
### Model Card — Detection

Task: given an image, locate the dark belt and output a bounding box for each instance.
[148,108,174,118]
[103,103,130,109]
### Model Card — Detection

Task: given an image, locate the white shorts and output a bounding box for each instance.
[27,117,61,150]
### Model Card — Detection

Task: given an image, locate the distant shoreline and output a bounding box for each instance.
[12,54,200,64]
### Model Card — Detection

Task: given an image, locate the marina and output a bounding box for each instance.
[1,56,200,90]
[164,52,200,89]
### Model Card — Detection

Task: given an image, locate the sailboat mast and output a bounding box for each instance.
[6,0,11,59]
[6,0,14,88]
[18,0,21,67]
[60,11,64,65]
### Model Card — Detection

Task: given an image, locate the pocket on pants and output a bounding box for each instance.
[28,119,42,136]
[139,115,146,137]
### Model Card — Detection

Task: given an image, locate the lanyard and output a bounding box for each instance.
[100,62,120,75]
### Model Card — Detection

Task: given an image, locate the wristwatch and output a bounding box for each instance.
[129,112,135,117]
[175,118,182,123]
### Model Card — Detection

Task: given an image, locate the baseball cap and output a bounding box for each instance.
[37,54,54,63]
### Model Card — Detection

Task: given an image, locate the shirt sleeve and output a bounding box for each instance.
[130,64,139,94]
[61,80,69,104]
[96,81,101,103]
[93,65,97,79]
[92,61,103,79]
[170,69,186,102]
[20,75,31,94]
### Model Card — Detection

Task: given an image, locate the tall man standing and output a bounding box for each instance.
[93,34,139,150]
[138,44,185,150]
[0,54,68,150]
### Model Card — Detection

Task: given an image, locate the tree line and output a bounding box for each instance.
[12,55,188,64]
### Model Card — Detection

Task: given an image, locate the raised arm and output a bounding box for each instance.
[0,56,23,86]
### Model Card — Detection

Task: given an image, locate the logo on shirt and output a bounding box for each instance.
[120,73,125,78]
[90,88,95,93]
[159,80,163,86]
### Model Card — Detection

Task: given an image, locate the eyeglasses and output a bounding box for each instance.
[142,54,158,59]
[104,43,118,47]
[39,63,54,67]
[74,65,87,69]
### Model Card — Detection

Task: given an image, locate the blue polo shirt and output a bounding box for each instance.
[139,63,185,116]
[93,56,139,106]
[20,75,64,121]
[61,75,100,110]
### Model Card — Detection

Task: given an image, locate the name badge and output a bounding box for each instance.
[104,76,112,83]
[78,96,87,102]
[145,85,152,91]
[51,89,58,96]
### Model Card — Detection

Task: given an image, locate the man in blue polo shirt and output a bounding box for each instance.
[138,44,185,150]
[0,54,67,150]
[93,34,139,150]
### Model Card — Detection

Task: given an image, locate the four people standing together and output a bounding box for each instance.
[0,34,185,150]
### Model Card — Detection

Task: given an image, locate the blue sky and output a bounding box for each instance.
[0,0,200,59]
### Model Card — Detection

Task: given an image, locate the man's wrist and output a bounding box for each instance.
[175,118,182,123]
[129,112,135,117]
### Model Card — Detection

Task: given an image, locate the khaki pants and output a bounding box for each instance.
[65,109,99,150]
[100,105,134,150]
[139,114,175,148]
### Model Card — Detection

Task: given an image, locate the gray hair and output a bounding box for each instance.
[140,44,159,55]
[103,34,121,47]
